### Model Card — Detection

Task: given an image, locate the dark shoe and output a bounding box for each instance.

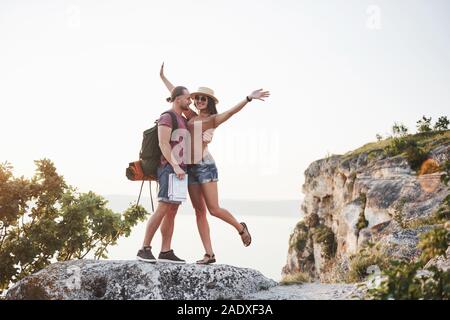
[158,250,186,264]
[239,222,252,247]
[196,253,216,265]
[137,246,156,263]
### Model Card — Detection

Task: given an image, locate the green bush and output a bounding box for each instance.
[356,193,369,232]
[313,225,337,259]
[404,140,429,171]
[347,242,390,283]
[433,116,449,131]
[384,137,429,172]
[440,161,450,186]
[0,160,149,295]
[417,116,433,133]
[392,122,409,137]
[418,227,449,264]
[366,261,450,300]
[366,225,450,300]
[289,221,309,252]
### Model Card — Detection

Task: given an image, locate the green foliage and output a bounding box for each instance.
[384,137,429,172]
[392,197,408,228]
[305,213,319,228]
[418,227,449,264]
[392,122,409,137]
[366,224,450,300]
[356,193,369,233]
[347,242,390,283]
[440,161,450,186]
[416,116,433,133]
[433,116,449,131]
[313,225,337,259]
[376,134,383,142]
[289,221,309,252]
[404,141,429,171]
[0,159,149,294]
[342,129,449,163]
[366,261,450,300]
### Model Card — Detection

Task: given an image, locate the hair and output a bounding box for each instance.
[206,97,218,115]
[166,86,188,103]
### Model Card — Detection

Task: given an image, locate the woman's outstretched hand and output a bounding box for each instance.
[248,89,270,101]
[160,62,165,78]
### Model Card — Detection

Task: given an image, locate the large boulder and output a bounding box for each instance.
[5,260,277,300]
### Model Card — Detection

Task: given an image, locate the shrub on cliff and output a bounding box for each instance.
[0,159,149,295]
[367,261,450,300]
[289,221,309,252]
[434,116,449,131]
[441,161,450,186]
[366,227,450,300]
[418,227,449,264]
[313,225,337,259]
[348,242,390,283]
[417,116,433,133]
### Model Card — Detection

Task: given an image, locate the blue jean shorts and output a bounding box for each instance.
[187,160,219,185]
[157,163,184,205]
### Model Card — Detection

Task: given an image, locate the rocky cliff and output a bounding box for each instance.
[6,260,277,300]
[283,131,450,282]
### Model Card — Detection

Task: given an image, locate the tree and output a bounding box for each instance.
[392,122,409,137]
[434,116,449,131]
[0,159,149,294]
[376,134,383,142]
[416,116,432,133]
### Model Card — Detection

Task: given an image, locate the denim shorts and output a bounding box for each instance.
[187,160,219,185]
[157,163,184,205]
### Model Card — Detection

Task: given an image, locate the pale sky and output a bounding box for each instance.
[1,0,449,200]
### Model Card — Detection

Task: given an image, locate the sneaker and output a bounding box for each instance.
[158,250,186,264]
[136,246,156,263]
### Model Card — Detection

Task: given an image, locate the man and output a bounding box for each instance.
[136,86,192,264]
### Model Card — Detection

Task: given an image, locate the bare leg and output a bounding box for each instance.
[142,202,178,248]
[200,182,242,232]
[188,184,214,256]
[160,206,178,252]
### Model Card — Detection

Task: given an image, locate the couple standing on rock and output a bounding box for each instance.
[136,63,270,265]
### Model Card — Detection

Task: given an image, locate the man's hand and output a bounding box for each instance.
[173,165,186,180]
[202,129,215,144]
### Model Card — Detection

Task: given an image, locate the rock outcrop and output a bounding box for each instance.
[6,260,277,300]
[283,133,449,282]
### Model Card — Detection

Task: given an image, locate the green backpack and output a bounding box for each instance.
[125,111,178,212]
[140,111,178,179]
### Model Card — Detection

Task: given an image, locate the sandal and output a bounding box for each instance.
[239,222,252,247]
[196,253,216,265]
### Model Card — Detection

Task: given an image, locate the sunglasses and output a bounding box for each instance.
[194,95,208,103]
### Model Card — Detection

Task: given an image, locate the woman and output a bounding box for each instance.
[160,63,270,264]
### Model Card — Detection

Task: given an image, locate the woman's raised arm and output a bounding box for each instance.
[160,62,175,93]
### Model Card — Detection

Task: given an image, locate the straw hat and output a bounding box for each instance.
[190,87,219,104]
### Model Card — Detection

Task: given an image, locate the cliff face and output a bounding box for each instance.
[283,134,449,283]
[6,260,277,300]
